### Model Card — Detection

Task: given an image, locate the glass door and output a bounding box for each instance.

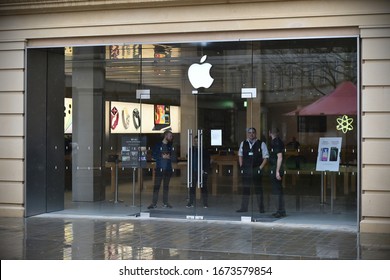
[137,42,257,221]
[138,44,186,217]
[186,42,257,221]
[186,129,206,216]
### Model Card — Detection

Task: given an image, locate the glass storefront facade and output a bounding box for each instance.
[27,37,358,224]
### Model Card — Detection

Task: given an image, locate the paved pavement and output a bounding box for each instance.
[0,216,389,260]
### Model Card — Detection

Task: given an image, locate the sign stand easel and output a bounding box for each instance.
[131,167,137,207]
[316,137,342,214]
[121,135,147,210]
[110,159,124,204]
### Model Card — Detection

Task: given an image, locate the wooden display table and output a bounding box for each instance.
[210,155,239,195]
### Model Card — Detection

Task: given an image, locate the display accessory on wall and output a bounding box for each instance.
[111,106,119,130]
[122,108,131,129]
[133,108,141,129]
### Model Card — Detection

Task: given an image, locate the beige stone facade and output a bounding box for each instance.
[0,0,389,232]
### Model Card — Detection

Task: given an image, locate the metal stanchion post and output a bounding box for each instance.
[114,159,119,203]
[132,168,136,207]
[331,172,334,214]
[320,171,324,205]
[320,171,327,213]
[111,159,123,204]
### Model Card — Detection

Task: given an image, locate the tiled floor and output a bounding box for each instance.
[0,216,389,260]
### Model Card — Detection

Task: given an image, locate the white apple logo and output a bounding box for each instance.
[188,55,214,89]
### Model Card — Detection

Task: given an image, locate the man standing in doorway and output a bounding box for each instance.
[148,130,175,209]
[236,127,269,213]
[269,127,286,218]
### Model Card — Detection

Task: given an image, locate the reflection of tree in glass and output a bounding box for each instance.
[261,39,357,98]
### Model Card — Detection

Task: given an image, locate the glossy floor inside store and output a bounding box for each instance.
[57,171,359,232]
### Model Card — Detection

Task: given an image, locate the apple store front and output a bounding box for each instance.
[26,37,359,227]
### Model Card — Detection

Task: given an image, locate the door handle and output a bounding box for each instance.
[187,129,193,189]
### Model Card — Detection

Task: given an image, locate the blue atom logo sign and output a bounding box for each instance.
[336,115,353,133]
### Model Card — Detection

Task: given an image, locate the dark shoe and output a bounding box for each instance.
[272,212,286,218]
[163,203,172,208]
[272,212,281,218]
[147,204,157,209]
[203,204,208,208]
[186,203,194,208]
[236,209,248,213]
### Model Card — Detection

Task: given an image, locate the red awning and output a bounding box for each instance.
[285,81,357,116]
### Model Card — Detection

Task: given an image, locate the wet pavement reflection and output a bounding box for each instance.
[0,217,389,260]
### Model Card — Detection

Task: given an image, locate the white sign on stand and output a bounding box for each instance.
[316,137,342,172]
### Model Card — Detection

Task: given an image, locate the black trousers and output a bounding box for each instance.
[239,167,264,211]
[152,168,172,205]
[270,171,286,214]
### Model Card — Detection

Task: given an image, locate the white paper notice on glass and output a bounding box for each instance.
[211,129,222,146]
[241,88,257,99]
[316,137,342,172]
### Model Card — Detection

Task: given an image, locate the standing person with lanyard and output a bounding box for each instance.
[269,127,286,218]
[148,130,175,209]
[236,127,269,213]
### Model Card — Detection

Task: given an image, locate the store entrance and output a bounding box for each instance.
[137,45,250,221]
[26,38,358,229]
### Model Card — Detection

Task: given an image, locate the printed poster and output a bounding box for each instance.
[316,137,342,172]
[121,136,147,168]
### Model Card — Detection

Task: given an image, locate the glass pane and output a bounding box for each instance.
[194,42,255,221]
[138,44,184,215]
[56,37,358,227]
[253,38,357,221]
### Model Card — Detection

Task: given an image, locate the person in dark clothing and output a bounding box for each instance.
[287,136,301,169]
[236,127,269,213]
[187,135,211,208]
[269,127,286,218]
[287,136,300,150]
[148,130,175,209]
